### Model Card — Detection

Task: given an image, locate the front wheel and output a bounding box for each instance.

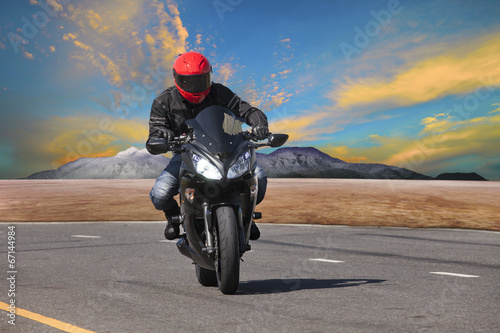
[215,206,240,294]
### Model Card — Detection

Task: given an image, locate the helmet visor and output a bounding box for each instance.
[174,71,212,93]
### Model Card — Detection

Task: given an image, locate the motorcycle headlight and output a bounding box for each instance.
[228,151,251,179]
[192,154,222,180]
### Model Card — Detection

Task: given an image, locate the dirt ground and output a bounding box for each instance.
[0,179,499,231]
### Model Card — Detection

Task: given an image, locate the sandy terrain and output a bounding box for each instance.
[1,179,499,231]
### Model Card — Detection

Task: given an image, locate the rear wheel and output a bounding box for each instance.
[195,264,217,286]
[215,206,240,294]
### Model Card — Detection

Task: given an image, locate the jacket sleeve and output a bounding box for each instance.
[215,84,268,128]
[146,98,171,155]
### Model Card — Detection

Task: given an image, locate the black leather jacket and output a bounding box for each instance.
[146,83,268,155]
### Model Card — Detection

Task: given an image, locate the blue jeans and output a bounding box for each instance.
[150,154,268,212]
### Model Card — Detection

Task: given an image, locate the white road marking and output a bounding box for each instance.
[70,235,102,239]
[309,258,345,263]
[158,240,177,243]
[430,272,479,278]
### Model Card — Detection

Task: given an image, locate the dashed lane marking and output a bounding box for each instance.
[0,301,96,333]
[309,258,345,263]
[70,235,102,239]
[430,272,480,278]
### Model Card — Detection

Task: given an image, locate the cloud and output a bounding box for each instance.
[195,33,202,46]
[489,102,500,113]
[47,0,64,12]
[215,62,235,85]
[242,81,294,111]
[1,112,149,177]
[269,111,333,143]
[239,36,296,111]
[420,113,455,134]
[62,32,78,40]
[321,113,500,177]
[332,31,500,109]
[23,51,34,60]
[49,0,188,90]
[73,40,92,51]
[37,115,149,166]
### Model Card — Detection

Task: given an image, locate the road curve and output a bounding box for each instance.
[1,222,499,332]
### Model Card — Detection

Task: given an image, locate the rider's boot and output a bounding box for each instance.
[250,221,260,240]
[164,206,181,240]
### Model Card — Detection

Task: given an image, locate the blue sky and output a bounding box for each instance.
[1,0,500,179]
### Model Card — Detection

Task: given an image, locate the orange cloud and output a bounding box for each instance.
[62,33,77,41]
[239,36,295,111]
[269,112,331,142]
[323,114,500,175]
[98,53,122,86]
[489,103,500,114]
[37,115,149,167]
[333,32,500,109]
[47,0,64,12]
[73,40,92,51]
[56,0,187,89]
[23,51,34,60]
[215,63,235,85]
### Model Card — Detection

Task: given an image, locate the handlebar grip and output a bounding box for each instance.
[146,137,170,154]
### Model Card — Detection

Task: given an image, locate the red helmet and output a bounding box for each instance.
[173,52,212,104]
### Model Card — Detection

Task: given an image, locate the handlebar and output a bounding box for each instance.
[243,131,289,148]
[150,130,288,154]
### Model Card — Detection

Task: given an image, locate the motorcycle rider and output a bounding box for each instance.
[146,51,269,240]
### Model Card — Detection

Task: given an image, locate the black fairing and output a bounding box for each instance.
[185,106,246,154]
[181,106,257,182]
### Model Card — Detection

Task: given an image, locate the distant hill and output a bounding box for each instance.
[256,147,432,179]
[434,172,488,181]
[25,146,438,180]
[26,147,170,179]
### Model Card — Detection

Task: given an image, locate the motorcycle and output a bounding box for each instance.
[148,105,288,294]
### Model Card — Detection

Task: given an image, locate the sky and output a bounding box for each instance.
[1,0,499,180]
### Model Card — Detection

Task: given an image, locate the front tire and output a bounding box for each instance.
[215,206,240,294]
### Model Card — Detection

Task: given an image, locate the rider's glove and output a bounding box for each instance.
[158,129,175,141]
[253,125,270,140]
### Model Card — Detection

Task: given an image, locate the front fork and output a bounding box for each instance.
[201,203,250,259]
[202,202,215,256]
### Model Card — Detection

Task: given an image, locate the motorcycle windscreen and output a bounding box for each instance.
[186,106,246,153]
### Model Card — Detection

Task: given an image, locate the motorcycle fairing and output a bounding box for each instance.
[185,105,246,154]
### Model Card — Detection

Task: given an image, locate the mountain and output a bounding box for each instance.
[434,172,488,181]
[26,147,169,179]
[25,146,435,180]
[257,147,432,179]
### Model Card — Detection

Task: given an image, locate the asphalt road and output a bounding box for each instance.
[1,222,499,332]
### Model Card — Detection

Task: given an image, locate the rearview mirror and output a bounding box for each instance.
[268,133,289,148]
